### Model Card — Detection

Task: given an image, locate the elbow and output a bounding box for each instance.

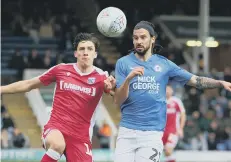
[113,94,127,105]
[114,99,123,106]
[114,88,129,105]
[25,80,35,92]
[114,99,120,105]
[113,94,122,105]
[27,86,33,92]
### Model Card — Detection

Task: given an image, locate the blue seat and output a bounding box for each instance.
[1,69,18,76]
[1,50,54,56]
[2,43,58,50]
[1,37,59,44]
[1,62,8,68]
[1,36,60,69]
[1,55,12,61]
[1,30,12,37]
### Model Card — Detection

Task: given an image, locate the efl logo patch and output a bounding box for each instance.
[87,77,96,84]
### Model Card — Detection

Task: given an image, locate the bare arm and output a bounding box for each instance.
[1,77,43,94]
[109,90,115,96]
[114,67,144,105]
[180,112,186,130]
[187,75,223,89]
[104,75,116,96]
[114,79,130,105]
[178,111,186,138]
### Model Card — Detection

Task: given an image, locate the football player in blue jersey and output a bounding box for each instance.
[114,21,231,162]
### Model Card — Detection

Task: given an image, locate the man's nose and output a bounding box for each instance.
[136,38,142,44]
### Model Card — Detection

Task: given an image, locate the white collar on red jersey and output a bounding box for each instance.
[73,63,95,76]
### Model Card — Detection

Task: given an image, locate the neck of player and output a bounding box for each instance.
[76,63,94,73]
[135,47,152,62]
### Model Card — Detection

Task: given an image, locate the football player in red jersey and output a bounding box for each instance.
[162,85,186,162]
[1,33,116,162]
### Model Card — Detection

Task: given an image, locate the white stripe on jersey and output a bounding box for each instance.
[73,63,95,76]
[89,97,102,141]
[94,66,109,77]
[72,63,108,77]
[168,96,185,113]
[176,113,181,130]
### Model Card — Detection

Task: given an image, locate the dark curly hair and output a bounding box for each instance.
[139,21,156,29]
[73,33,100,51]
[135,21,158,38]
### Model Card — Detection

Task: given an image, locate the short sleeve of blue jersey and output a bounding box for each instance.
[115,59,127,88]
[168,60,193,85]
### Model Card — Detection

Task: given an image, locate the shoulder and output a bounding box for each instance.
[170,96,184,109]
[55,63,78,71]
[50,63,69,70]
[152,54,171,69]
[42,63,66,73]
[153,54,169,63]
[94,66,108,77]
[171,96,182,103]
[117,54,132,63]
[116,55,132,69]
[57,63,73,68]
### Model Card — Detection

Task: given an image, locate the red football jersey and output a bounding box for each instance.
[165,96,185,133]
[39,63,108,143]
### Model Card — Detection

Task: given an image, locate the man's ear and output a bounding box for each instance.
[152,36,156,43]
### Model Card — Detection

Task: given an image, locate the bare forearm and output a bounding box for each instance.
[1,81,32,94]
[109,90,115,96]
[180,113,186,129]
[114,79,130,105]
[188,76,223,89]
[1,78,42,94]
[195,76,223,89]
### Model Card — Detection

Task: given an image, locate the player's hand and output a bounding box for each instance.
[107,75,116,89]
[220,81,231,92]
[126,67,144,81]
[178,129,184,139]
[104,75,116,90]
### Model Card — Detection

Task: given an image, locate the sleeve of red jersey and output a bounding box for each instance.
[175,97,186,113]
[39,64,60,86]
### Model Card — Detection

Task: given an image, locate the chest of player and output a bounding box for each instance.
[128,63,169,90]
[167,102,179,114]
[167,107,177,114]
[56,72,105,98]
[129,62,168,80]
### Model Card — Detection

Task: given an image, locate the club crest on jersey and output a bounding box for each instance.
[66,72,71,76]
[154,65,162,72]
[87,77,96,84]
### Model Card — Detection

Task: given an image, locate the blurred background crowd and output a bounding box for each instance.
[1,0,231,151]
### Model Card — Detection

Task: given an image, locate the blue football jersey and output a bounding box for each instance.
[115,52,193,131]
